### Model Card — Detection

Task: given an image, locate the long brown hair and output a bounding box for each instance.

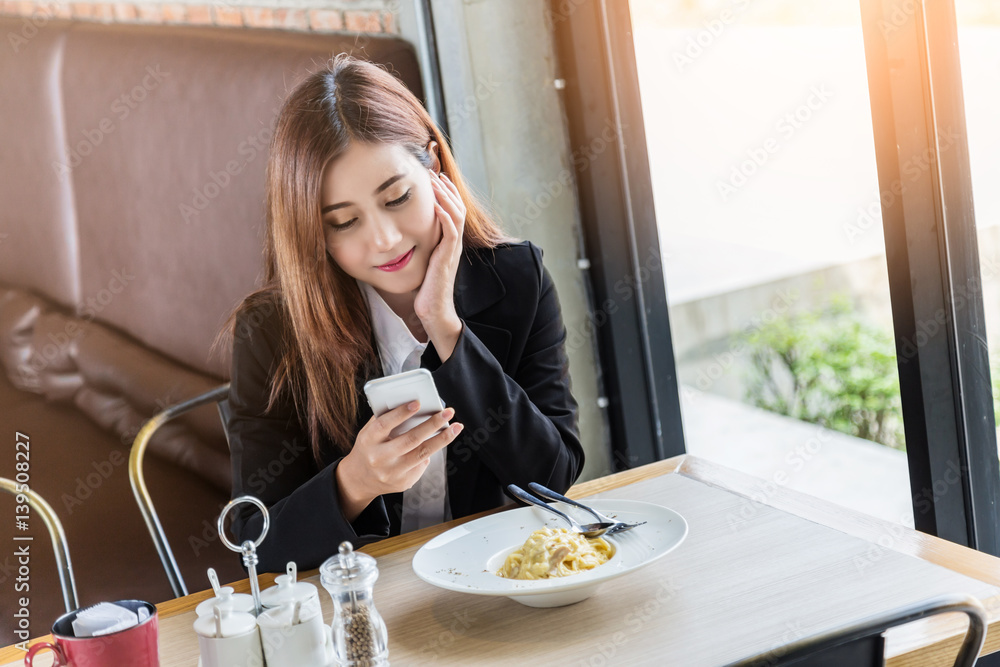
[212,53,512,466]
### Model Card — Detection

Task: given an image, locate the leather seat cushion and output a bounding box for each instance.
[1,284,230,491]
[0,370,245,648]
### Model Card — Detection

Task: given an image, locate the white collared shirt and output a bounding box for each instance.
[357,280,451,532]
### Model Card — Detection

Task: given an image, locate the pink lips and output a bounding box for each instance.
[376,247,415,272]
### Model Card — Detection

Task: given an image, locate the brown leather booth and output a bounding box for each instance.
[0,17,422,647]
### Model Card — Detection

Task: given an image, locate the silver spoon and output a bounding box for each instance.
[206,568,221,597]
[507,484,617,538]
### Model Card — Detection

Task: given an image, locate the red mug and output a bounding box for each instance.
[24,599,159,667]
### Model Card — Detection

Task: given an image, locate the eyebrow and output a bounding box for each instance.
[321,173,406,214]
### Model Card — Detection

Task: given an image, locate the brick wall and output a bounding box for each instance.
[0,1,398,34]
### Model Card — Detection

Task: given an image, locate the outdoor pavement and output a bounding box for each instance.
[680,385,915,527]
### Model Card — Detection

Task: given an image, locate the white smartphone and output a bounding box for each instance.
[363,368,447,439]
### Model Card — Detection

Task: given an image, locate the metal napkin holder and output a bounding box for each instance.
[217,495,270,616]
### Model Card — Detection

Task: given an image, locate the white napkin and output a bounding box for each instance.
[72,602,148,637]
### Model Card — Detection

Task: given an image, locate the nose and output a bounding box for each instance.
[369,212,402,253]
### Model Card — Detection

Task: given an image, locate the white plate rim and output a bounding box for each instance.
[411,499,688,598]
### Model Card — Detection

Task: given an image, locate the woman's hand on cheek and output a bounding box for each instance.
[335,400,464,522]
[414,169,466,361]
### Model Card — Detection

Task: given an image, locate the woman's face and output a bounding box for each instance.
[321,141,442,298]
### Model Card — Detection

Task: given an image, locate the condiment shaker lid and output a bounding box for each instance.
[320,541,380,590]
[192,596,256,638]
[195,586,257,618]
[260,561,319,608]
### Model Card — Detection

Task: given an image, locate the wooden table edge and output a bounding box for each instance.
[4,454,999,665]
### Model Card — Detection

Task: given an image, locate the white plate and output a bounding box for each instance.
[411,499,688,607]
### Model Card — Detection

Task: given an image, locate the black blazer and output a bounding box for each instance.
[226,240,584,572]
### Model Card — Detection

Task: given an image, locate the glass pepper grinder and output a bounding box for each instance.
[320,541,389,667]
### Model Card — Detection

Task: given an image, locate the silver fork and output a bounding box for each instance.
[507,484,618,538]
[528,482,646,535]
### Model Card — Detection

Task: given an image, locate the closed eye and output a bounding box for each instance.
[387,190,412,207]
[326,190,411,231]
[328,219,356,231]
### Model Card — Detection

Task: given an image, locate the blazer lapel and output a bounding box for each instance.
[454,247,506,318]
[453,247,511,369]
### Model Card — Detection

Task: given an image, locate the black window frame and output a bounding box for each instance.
[859,0,1000,553]
[549,0,685,471]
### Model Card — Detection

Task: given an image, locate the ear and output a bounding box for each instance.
[426,140,442,174]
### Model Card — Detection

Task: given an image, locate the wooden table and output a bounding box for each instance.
[5,454,1000,666]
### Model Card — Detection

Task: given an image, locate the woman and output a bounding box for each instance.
[216,53,583,572]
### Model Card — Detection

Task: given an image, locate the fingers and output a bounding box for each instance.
[439,175,466,238]
[356,405,463,496]
[438,174,461,207]
[431,184,457,223]
[431,181,464,262]
[390,407,456,455]
[403,420,464,470]
[430,171,466,224]
[371,400,421,439]
[430,169,458,201]
[434,202,460,246]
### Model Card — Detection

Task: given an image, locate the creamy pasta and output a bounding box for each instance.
[497,527,613,580]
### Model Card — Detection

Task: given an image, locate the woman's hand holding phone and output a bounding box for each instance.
[335,400,464,523]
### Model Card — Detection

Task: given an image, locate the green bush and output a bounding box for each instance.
[739,297,906,450]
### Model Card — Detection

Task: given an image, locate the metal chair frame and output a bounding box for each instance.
[728,593,988,667]
[128,382,230,598]
[0,477,79,613]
